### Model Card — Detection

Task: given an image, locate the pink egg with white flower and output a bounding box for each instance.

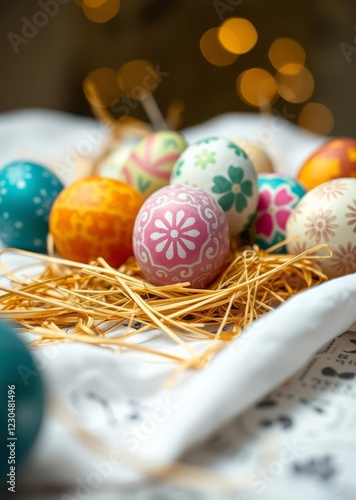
[133,184,230,288]
[251,175,306,251]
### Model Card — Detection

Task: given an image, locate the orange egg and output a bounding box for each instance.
[297,137,356,190]
[49,176,143,267]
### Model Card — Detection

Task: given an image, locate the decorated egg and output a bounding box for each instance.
[297,137,356,191]
[251,175,306,251]
[286,178,356,278]
[98,139,138,180]
[0,321,44,478]
[234,139,274,174]
[116,131,187,198]
[50,176,143,267]
[170,137,258,236]
[133,184,230,288]
[0,160,64,252]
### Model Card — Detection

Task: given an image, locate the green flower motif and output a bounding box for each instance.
[163,138,178,149]
[194,149,216,169]
[212,165,253,213]
[196,137,219,145]
[138,175,151,193]
[173,159,184,177]
[228,143,248,160]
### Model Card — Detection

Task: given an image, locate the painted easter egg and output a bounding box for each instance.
[297,138,356,191]
[251,175,306,251]
[234,139,274,174]
[0,160,64,253]
[98,139,138,180]
[133,185,230,288]
[170,137,258,236]
[0,321,44,479]
[49,176,143,267]
[118,131,187,198]
[286,178,356,278]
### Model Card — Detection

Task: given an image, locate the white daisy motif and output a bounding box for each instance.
[5,163,32,186]
[33,189,52,218]
[150,210,200,260]
[0,212,20,240]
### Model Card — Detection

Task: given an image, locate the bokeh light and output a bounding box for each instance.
[200,28,238,66]
[278,63,305,75]
[276,66,314,103]
[83,67,120,107]
[118,60,158,100]
[85,0,107,7]
[83,0,120,23]
[219,18,258,55]
[298,102,334,135]
[236,68,277,108]
[268,38,306,72]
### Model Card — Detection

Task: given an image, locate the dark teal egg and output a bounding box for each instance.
[251,174,306,252]
[0,321,45,482]
[0,160,64,253]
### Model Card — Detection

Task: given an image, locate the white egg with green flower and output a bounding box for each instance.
[170,136,258,236]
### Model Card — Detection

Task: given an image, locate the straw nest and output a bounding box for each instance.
[0,242,330,370]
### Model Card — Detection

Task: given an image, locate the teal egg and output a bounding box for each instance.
[0,321,45,482]
[0,160,64,253]
[251,174,306,252]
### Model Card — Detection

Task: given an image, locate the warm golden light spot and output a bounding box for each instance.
[83,0,120,23]
[84,0,107,7]
[276,66,314,103]
[236,68,277,108]
[298,102,335,135]
[219,18,258,54]
[83,67,120,107]
[269,38,306,71]
[200,28,238,67]
[279,63,304,75]
[118,60,158,100]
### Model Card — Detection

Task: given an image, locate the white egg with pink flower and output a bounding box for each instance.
[251,174,306,251]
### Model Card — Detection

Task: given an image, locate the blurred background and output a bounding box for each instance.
[1,0,356,136]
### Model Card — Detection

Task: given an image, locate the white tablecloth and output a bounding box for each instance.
[1,110,356,500]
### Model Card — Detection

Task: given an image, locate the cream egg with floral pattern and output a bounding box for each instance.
[170,137,258,236]
[286,178,356,278]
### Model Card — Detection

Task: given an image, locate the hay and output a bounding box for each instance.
[0,243,330,369]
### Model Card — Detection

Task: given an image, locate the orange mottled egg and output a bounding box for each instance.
[49,176,143,267]
[297,137,356,190]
